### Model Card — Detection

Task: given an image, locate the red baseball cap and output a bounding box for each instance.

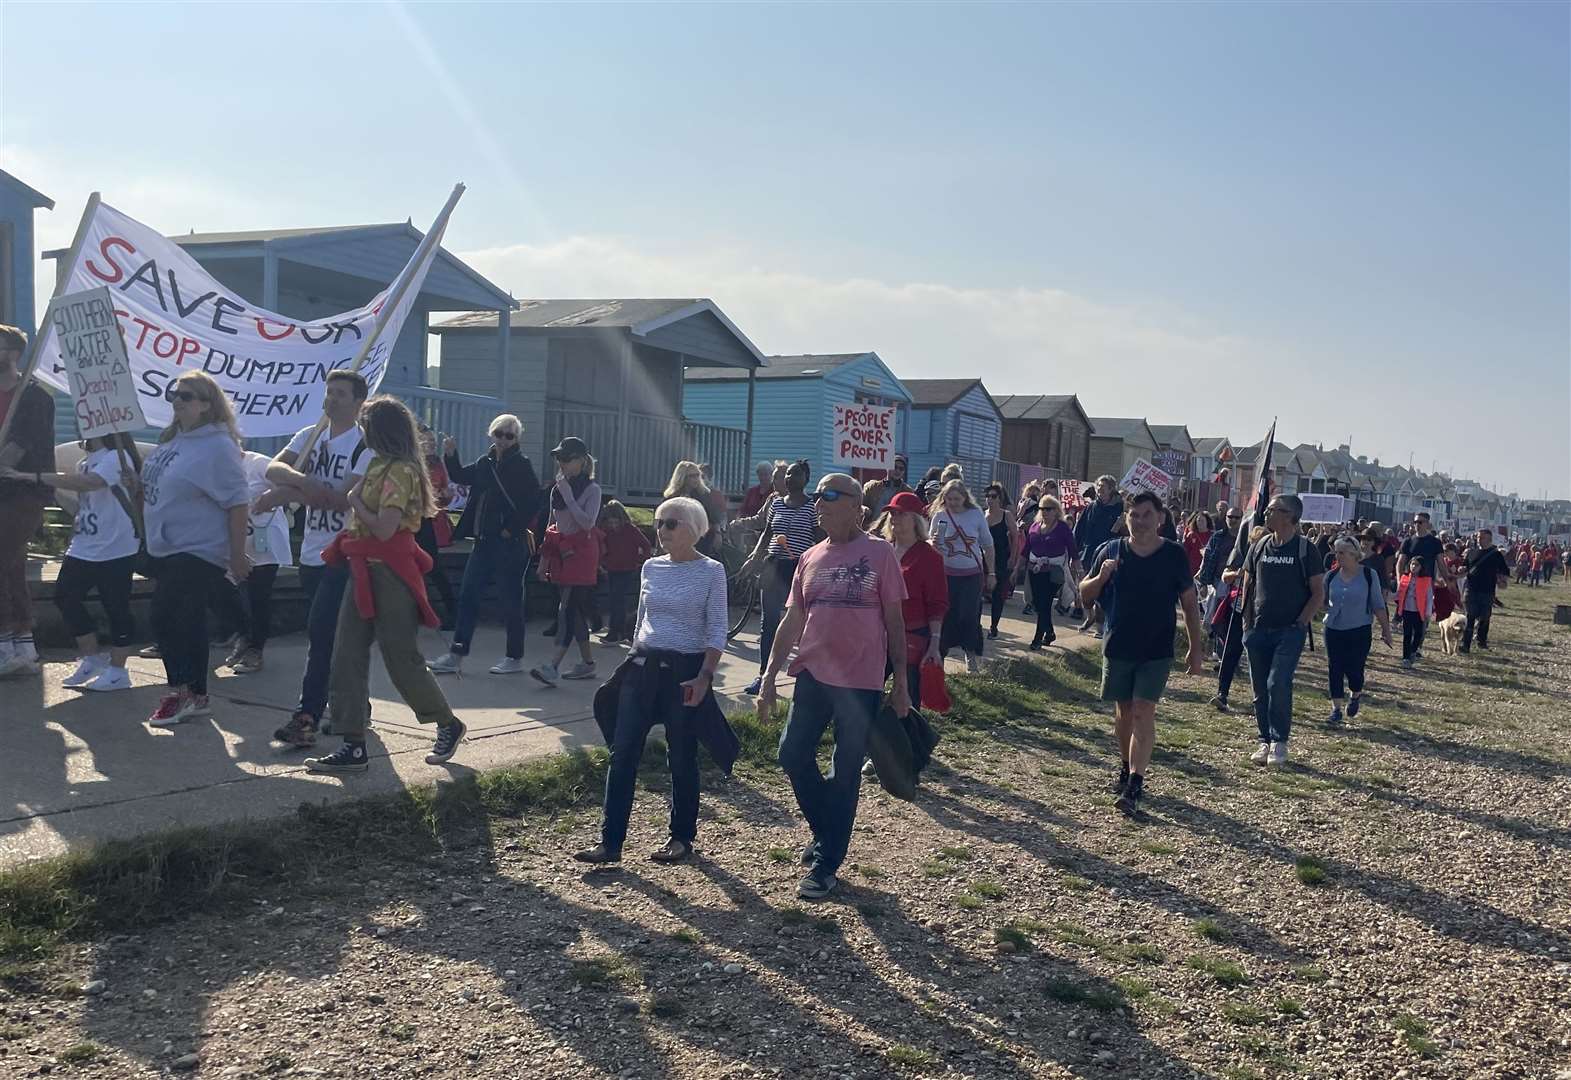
[887,491,927,515]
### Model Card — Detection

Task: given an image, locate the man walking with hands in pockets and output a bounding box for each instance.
[1079,491,1204,817]
[759,472,909,900]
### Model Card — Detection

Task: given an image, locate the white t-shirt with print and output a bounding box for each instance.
[243,451,292,567]
[284,423,370,567]
[65,449,140,563]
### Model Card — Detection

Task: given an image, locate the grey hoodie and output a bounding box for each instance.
[141,424,249,568]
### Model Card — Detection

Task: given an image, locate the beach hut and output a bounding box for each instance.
[1087,417,1160,482]
[994,393,1092,480]
[902,379,1005,488]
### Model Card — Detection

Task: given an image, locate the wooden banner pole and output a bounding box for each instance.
[0,191,102,462]
[290,182,465,469]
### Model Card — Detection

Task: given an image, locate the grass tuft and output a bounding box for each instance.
[1043,977,1125,1012]
[967,878,1005,900]
[1294,856,1329,886]
[1193,917,1230,942]
[1223,1002,1269,1025]
[59,1042,100,1063]
[1187,954,1250,987]
[994,924,1034,952]
[885,1044,939,1070]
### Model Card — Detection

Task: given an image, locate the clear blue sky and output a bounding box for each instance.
[4,1,1567,498]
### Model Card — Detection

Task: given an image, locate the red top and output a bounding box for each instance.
[1182,530,1210,576]
[900,539,950,630]
[601,523,653,572]
[322,531,440,629]
[740,483,768,517]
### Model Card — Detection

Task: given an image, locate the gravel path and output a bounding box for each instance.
[5,589,1569,1079]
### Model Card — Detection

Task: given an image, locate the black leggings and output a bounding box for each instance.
[213,564,280,648]
[150,553,227,695]
[54,555,136,647]
[1217,607,1246,700]
[1027,569,1061,642]
[989,558,1011,631]
[1401,611,1427,660]
[1323,624,1371,699]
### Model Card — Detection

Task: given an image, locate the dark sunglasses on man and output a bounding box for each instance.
[816,487,855,503]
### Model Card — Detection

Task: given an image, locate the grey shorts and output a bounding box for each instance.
[1100,655,1171,703]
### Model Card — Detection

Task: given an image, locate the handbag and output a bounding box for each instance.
[920,660,952,713]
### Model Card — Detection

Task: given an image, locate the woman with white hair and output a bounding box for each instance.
[929,478,994,672]
[428,414,541,675]
[575,495,728,864]
[1321,535,1392,727]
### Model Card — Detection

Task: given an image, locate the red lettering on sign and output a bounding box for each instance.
[255,318,296,341]
[86,236,136,284]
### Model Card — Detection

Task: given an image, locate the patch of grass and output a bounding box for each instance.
[647,993,685,1018]
[1051,921,1100,948]
[1292,964,1328,983]
[1144,995,1179,1018]
[765,847,795,865]
[1187,954,1250,987]
[1294,856,1329,887]
[1141,840,1178,855]
[388,1022,416,1042]
[1112,975,1151,1000]
[1275,996,1305,1017]
[967,878,1005,900]
[1223,1001,1270,1025]
[1106,940,1165,964]
[884,1044,939,1070]
[1043,977,1124,1012]
[1395,1012,1440,1058]
[1060,873,1094,892]
[570,955,641,990]
[994,924,1034,952]
[669,928,701,944]
[1219,1068,1265,1080]
[59,1042,101,1063]
[953,893,985,910]
[937,845,972,861]
[1194,917,1230,942]
[921,860,954,879]
[851,863,887,880]
[0,1022,27,1040]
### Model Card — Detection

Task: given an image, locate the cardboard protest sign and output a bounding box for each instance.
[1299,493,1347,524]
[1056,479,1088,514]
[44,286,145,439]
[33,198,448,438]
[1152,449,1188,480]
[1120,459,1173,500]
[831,402,898,469]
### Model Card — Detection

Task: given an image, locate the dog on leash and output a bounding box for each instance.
[1437,611,1468,655]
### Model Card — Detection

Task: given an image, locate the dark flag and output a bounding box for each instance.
[1229,420,1277,568]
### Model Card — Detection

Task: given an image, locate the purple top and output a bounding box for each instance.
[1024,519,1076,560]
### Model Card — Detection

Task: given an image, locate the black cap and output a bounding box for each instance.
[551,435,589,460]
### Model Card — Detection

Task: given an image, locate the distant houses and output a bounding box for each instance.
[1088,417,1159,481]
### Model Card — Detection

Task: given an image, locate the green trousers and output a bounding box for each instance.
[328,562,457,737]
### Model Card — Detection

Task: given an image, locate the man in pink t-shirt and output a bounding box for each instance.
[760,472,909,901]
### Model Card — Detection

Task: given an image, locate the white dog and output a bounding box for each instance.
[1437,611,1467,655]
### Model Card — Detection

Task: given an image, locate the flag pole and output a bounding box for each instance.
[0,192,102,460]
[291,182,466,468]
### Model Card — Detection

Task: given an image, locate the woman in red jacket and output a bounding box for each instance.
[1182,511,1213,578]
[881,491,949,708]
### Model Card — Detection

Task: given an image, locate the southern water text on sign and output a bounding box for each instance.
[48,285,146,439]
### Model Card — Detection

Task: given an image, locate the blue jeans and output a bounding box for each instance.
[451,536,529,658]
[777,669,880,875]
[1244,623,1306,744]
[296,562,350,721]
[601,664,701,851]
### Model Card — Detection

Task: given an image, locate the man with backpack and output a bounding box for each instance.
[1240,494,1324,765]
[263,370,372,747]
[1079,491,1205,817]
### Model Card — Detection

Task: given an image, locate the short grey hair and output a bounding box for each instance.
[1333,536,1361,559]
[655,496,709,543]
[488,413,521,438]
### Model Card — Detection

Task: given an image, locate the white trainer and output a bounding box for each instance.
[489,656,526,675]
[1249,742,1271,765]
[62,654,108,688]
[81,666,132,693]
[530,663,560,687]
[0,653,41,679]
[1268,741,1288,765]
[427,652,463,675]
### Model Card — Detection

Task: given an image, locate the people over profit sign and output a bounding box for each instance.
[833,403,896,467]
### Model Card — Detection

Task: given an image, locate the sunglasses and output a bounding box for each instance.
[492,430,517,440]
[656,518,682,531]
[165,387,202,403]
[817,488,855,502]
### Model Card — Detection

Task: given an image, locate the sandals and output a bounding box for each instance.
[649,839,693,863]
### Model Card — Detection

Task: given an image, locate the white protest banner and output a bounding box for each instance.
[1120,459,1173,500]
[32,194,455,439]
[831,402,898,469]
[44,285,145,439]
[1299,493,1347,524]
[1056,479,1088,515]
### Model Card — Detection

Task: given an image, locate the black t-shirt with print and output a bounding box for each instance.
[1399,534,1443,577]
[1090,538,1194,662]
[1244,534,1318,630]
[1464,547,1510,596]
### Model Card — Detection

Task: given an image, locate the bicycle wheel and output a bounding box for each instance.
[728,573,759,640]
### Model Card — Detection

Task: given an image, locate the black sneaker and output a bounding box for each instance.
[797,868,837,900]
[1115,775,1144,817]
[305,741,368,774]
[800,839,821,867]
[1346,696,1361,719]
[426,720,466,765]
[1209,694,1229,713]
[1326,707,1344,729]
[1110,762,1130,795]
[541,623,559,637]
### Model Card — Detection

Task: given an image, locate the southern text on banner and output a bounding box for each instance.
[45,285,146,440]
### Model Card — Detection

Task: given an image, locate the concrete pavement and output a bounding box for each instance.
[1,598,1092,866]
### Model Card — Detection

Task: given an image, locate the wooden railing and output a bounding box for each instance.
[545,405,749,505]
